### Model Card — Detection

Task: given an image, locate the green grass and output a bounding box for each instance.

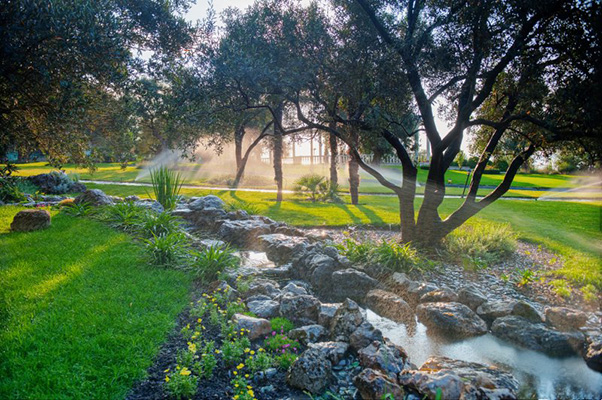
[83,182,602,291]
[9,161,594,198]
[0,206,193,399]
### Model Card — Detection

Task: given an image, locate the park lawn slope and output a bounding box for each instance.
[0,207,193,399]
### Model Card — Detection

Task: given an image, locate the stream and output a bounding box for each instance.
[367,310,602,400]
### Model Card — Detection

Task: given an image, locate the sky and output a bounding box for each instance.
[183,0,460,157]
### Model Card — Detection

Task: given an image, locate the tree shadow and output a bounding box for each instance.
[333,203,362,224]
[356,204,385,225]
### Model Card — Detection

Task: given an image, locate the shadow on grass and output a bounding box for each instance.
[356,204,385,225]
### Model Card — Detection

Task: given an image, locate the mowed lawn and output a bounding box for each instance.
[0,207,193,399]
[85,182,602,290]
[10,161,590,198]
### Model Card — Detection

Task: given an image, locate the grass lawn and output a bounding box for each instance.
[0,207,193,399]
[84,182,602,291]
[10,161,592,198]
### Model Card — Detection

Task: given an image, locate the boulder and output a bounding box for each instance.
[388,272,413,293]
[407,282,439,304]
[512,301,543,323]
[289,324,327,345]
[330,299,365,342]
[133,199,164,213]
[366,289,414,325]
[244,279,281,299]
[584,335,602,372]
[74,189,114,206]
[232,314,271,340]
[457,286,487,311]
[329,268,381,302]
[258,234,309,264]
[491,316,585,357]
[286,347,332,394]
[399,356,519,400]
[218,219,274,249]
[416,302,487,339]
[279,293,321,325]
[10,209,51,232]
[358,340,409,378]
[189,195,225,211]
[545,307,588,331]
[247,299,280,319]
[191,208,229,231]
[318,303,340,328]
[28,172,85,194]
[477,300,517,326]
[350,321,384,352]
[281,282,308,296]
[420,288,459,303]
[354,368,406,400]
[124,195,141,202]
[308,342,348,365]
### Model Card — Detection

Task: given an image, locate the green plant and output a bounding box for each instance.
[264,333,300,353]
[148,166,184,211]
[270,317,294,333]
[192,244,239,283]
[294,174,326,202]
[581,284,598,303]
[226,200,260,215]
[101,202,145,231]
[334,237,372,264]
[445,222,517,265]
[176,348,195,368]
[515,267,537,287]
[164,367,198,400]
[231,375,256,400]
[221,339,246,367]
[372,240,421,273]
[0,177,26,202]
[61,201,94,217]
[246,351,273,373]
[137,211,182,237]
[143,231,187,266]
[549,279,572,298]
[274,352,297,370]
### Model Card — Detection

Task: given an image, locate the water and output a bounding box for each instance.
[235,251,275,269]
[367,310,602,400]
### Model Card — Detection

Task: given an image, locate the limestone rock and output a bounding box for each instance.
[545,307,588,331]
[244,279,281,299]
[477,300,517,326]
[74,189,114,206]
[366,289,414,325]
[308,342,348,365]
[289,324,327,345]
[279,293,321,324]
[318,303,340,328]
[491,316,585,357]
[354,368,406,400]
[134,199,164,213]
[357,340,408,378]
[10,209,51,232]
[247,299,280,319]
[189,195,225,210]
[417,302,487,339]
[512,301,543,323]
[258,234,308,265]
[232,314,271,340]
[584,335,602,372]
[286,348,332,394]
[457,286,487,311]
[218,219,274,249]
[329,268,381,302]
[330,299,365,342]
[420,288,459,304]
[350,321,384,352]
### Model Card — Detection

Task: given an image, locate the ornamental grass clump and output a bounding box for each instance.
[143,231,187,266]
[149,166,183,211]
[192,244,239,283]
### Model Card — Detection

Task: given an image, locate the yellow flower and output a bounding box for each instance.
[188,342,197,353]
[247,390,254,397]
[244,348,250,353]
[233,371,237,375]
[180,367,191,376]
[246,386,252,390]
[233,396,239,400]
[198,318,202,323]
[245,374,249,378]
[237,363,245,369]
[163,368,170,373]
[250,350,255,355]
[215,350,221,354]
[235,384,239,388]
[165,376,170,382]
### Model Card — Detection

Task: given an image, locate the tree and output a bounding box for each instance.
[0,0,193,165]
[300,0,602,245]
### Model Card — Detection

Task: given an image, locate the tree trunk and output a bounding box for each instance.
[348,128,360,205]
[234,123,244,172]
[329,126,338,187]
[273,104,284,202]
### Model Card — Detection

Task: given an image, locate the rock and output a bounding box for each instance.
[330,299,365,342]
[28,172,85,194]
[226,210,250,220]
[318,303,340,328]
[477,300,517,326]
[218,219,274,249]
[310,262,336,290]
[10,209,51,232]
[74,189,114,206]
[245,279,281,299]
[258,234,309,265]
[232,314,271,340]
[389,272,413,292]
[358,340,408,378]
[209,281,240,301]
[189,195,225,211]
[279,293,321,324]
[420,288,459,304]
[407,283,439,304]
[281,282,308,296]
[190,208,229,231]
[350,321,384,352]
[354,368,406,400]
[289,325,327,345]
[512,301,543,323]
[329,268,381,302]
[416,302,487,339]
[457,286,487,311]
[584,335,602,372]
[133,199,164,213]
[286,347,332,394]
[125,195,141,202]
[545,307,588,331]
[247,299,280,319]
[399,356,519,400]
[199,239,227,249]
[308,342,348,365]
[491,316,585,357]
[365,289,414,325]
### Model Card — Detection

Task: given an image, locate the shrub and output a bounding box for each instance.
[270,317,294,333]
[372,240,422,273]
[444,222,517,268]
[164,368,198,400]
[137,211,182,238]
[274,353,297,370]
[61,201,94,217]
[143,231,187,266]
[149,166,183,211]
[294,174,341,203]
[100,202,146,232]
[225,200,260,215]
[334,237,372,264]
[192,244,239,283]
[246,351,273,373]
[0,177,26,203]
